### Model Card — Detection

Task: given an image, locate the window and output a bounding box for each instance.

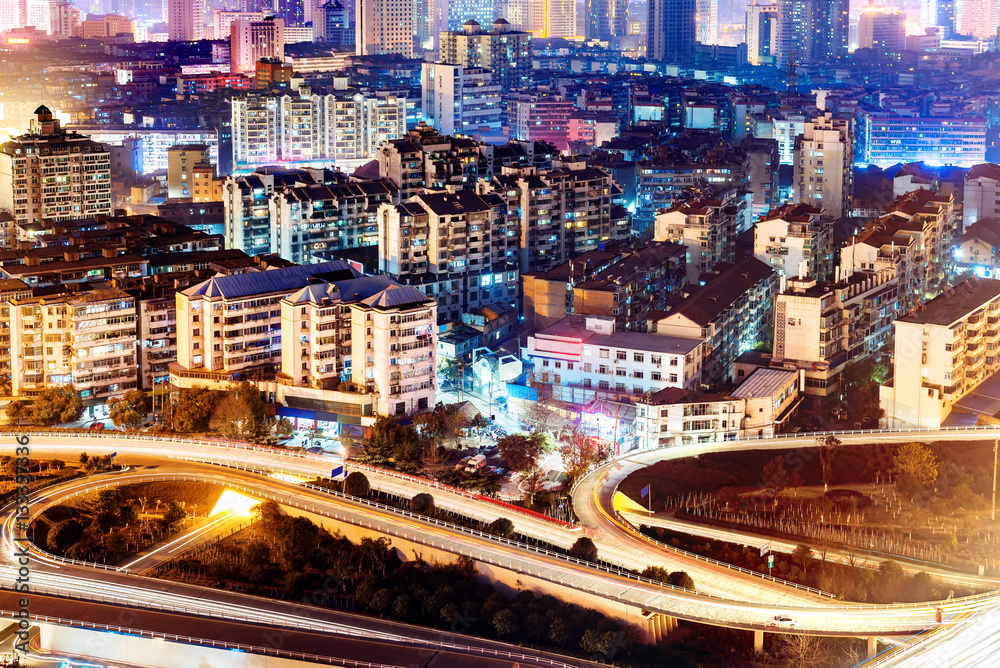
[670,373,678,383]
[584,378,591,388]
[633,371,644,379]
[651,355,661,365]
[598,380,609,390]
[567,362,574,370]
[616,368,626,377]
[651,371,661,381]
[542,359,549,367]
[616,383,626,392]
[669,357,678,366]
[555,361,562,369]
[634,353,644,362]
[616,350,627,361]
[599,348,609,359]
[583,363,591,372]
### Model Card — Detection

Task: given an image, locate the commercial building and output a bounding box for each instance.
[81,13,134,39]
[0,107,112,247]
[71,127,220,175]
[506,92,574,152]
[793,113,854,220]
[315,0,353,48]
[745,3,778,65]
[524,314,704,405]
[438,18,533,91]
[356,0,413,57]
[882,277,1000,428]
[230,17,285,74]
[754,203,835,280]
[859,8,905,56]
[420,63,503,141]
[647,0,696,62]
[856,107,987,169]
[168,0,205,41]
[649,257,776,385]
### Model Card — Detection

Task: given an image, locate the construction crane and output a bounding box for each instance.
[974,415,1000,520]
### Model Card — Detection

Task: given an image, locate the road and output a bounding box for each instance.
[6,427,1000,647]
[120,510,246,575]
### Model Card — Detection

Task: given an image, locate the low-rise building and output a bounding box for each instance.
[956,218,1000,279]
[753,203,835,280]
[525,314,703,406]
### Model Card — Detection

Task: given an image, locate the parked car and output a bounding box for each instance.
[767,615,797,629]
[465,454,487,472]
[89,422,105,431]
[455,456,472,470]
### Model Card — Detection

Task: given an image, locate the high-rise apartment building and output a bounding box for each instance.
[212,10,264,40]
[438,18,533,91]
[172,261,437,417]
[647,0,696,62]
[224,167,395,258]
[421,63,503,141]
[377,190,520,323]
[653,187,751,285]
[8,283,138,401]
[696,0,718,44]
[774,0,847,64]
[506,92,574,152]
[793,112,854,220]
[50,1,81,37]
[376,125,484,201]
[0,107,112,247]
[356,0,414,57]
[775,270,898,409]
[882,277,1000,428]
[230,17,285,74]
[315,0,353,48]
[168,0,205,41]
[231,88,406,170]
[276,0,305,25]
[485,161,626,274]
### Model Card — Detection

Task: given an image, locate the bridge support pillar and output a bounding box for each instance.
[753,630,764,654]
[867,636,878,659]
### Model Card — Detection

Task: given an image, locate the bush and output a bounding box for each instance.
[343,471,370,498]
[568,537,598,562]
[487,517,515,538]
[667,571,695,591]
[409,492,435,516]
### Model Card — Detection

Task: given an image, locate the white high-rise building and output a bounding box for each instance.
[746,2,778,65]
[793,112,854,220]
[168,0,205,41]
[230,17,285,74]
[420,63,503,141]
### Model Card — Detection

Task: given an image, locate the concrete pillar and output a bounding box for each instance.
[754,630,764,654]
[867,636,878,659]
[666,616,677,633]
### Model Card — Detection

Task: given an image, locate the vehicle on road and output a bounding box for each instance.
[767,615,797,628]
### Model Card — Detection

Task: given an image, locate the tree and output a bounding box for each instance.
[409,492,435,516]
[497,431,547,472]
[760,455,788,495]
[5,400,29,425]
[172,386,221,432]
[568,536,598,562]
[818,435,841,492]
[107,390,148,429]
[252,500,285,537]
[492,609,520,637]
[160,501,187,532]
[640,565,670,583]
[274,417,294,440]
[278,516,321,571]
[232,380,267,422]
[893,442,938,495]
[667,571,695,591]
[412,403,468,448]
[487,517,515,538]
[561,429,609,483]
[792,544,813,575]
[88,488,124,531]
[343,471,370,498]
[209,394,256,439]
[29,387,83,426]
[361,415,424,470]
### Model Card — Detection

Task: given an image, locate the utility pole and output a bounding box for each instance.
[993,435,998,522]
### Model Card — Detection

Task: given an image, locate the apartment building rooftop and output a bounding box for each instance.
[729,367,797,399]
[643,386,730,405]
[182,260,359,300]
[539,315,702,355]
[900,277,1000,326]
[655,257,773,327]
[416,190,492,215]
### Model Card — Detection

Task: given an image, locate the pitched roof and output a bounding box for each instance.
[362,284,433,309]
[182,261,356,300]
[657,257,774,327]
